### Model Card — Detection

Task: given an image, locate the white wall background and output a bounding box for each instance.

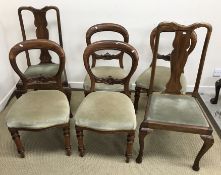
[0,0,221,110]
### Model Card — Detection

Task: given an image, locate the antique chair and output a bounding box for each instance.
[83,23,129,96]
[136,22,214,171]
[6,39,71,157]
[74,40,138,162]
[16,6,71,101]
[210,79,221,104]
[134,27,197,112]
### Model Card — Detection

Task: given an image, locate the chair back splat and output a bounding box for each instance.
[83,40,139,97]
[86,23,129,68]
[18,6,63,65]
[9,39,65,92]
[149,22,212,96]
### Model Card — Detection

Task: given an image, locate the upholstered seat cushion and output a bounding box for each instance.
[146,93,209,127]
[84,66,131,91]
[24,63,65,81]
[6,90,70,129]
[74,91,136,131]
[135,66,186,93]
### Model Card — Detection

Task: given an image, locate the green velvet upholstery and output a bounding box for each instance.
[135,66,186,93]
[6,90,70,129]
[84,66,131,91]
[24,63,65,81]
[146,93,209,127]
[75,91,136,131]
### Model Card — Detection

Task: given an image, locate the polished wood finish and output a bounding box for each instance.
[134,27,197,112]
[16,6,71,101]
[84,23,129,96]
[76,40,138,162]
[136,22,214,171]
[8,39,71,157]
[210,79,221,104]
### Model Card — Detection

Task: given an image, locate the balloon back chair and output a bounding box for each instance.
[74,40,138,162]
[16,6,71,101]
[136,22,214,171]
[83,23,129,96]
[134,27,197,112]
[6,39,71,158]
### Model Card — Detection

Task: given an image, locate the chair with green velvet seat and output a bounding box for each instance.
[136,22,214,171]
[15,6,71,101]
[75,40,138,162]
[134,27,197,112]
[6,39,71,158]
[83,23,130,96]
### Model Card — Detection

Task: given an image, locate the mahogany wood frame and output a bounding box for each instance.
[15,6,71,101]
[8,39,71,158]
[134,27,197,112]
[136,22,214,171]
[76,40,138,162]
[84,23,129,96]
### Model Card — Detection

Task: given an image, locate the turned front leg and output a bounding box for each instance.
[75,126,85,157]
[63,125,71,156]
[192,134,214,171]
[125,131,135,163]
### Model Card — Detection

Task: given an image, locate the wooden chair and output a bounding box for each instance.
[134,27,197,112]
[83,23,129,96]
[136,22,214,171]
[75,40,138,162]
[6,39,71,158]
[16,6,71,101]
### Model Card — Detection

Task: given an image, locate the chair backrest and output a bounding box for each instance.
[149,26,197,64]
[86,23,129,68]
[149,22,212,96]
[9,39,65,91]
[83,40,139,97]
[18,6,63,66]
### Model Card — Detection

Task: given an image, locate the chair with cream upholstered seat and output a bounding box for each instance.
[134,27,197,112]
[83,23,130,96]
[15,6,71,101]
[6,39,71,158]
[75,40,139,162]
[136,22,214,171]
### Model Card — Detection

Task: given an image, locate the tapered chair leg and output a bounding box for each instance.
[76,126,85,157]
[134,86,141,113]
[9,128,25,158]
[125,131,135,163]
[136,128,152,163]
[192,135,214,171]
[210,79,221,104]
[63,125,71,156]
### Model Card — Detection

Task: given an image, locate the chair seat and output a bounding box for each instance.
[74,91,136,131]
[146,93,209,127]
[135,66,186,93]
[6,90,70,129]
[23,63,65,82]
[84,66,131,91]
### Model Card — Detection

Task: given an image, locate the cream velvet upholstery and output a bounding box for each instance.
[75,91,136,131]
[135,66,186,93]
[6,90,70,129]
[84,66,131,91]
[147,93,209,127]
[24,63,65,81]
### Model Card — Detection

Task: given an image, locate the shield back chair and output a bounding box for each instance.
[136,22,214,171]
[83,23,129,96]
[6,39,71,158]
[134,27,197,112]
[16,6,71,101]
[74,40,138,162]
